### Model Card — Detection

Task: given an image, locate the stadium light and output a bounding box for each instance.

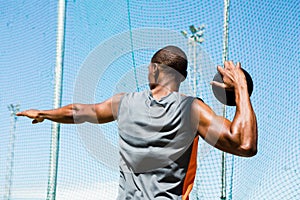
[182,24,206,44]
[189,25,197,34]
[180,30,188,38]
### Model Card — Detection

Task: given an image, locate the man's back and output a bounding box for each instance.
[117,90,198,200]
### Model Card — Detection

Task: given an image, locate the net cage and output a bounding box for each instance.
[0,0,299,199]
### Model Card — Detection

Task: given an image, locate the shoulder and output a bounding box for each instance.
[109,93,126,118]
[191,97,216,120]
[178,92,205,103]
[115,90,147,109]
[112,93,126,103]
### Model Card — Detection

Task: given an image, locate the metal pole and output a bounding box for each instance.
[181,24,205,199]
[181,25,205,199]
[4,104,20,200]
[193,40,197,96]
[47,0,66,199]
[221,0,230,199]
[181,25,205,97]
[187,38,193,94]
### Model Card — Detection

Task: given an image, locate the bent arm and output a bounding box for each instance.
[195,88,257,157]
[17,93,124,124]
[195,62,257,157]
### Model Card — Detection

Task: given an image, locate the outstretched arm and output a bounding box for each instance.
[194,61,257,157]
[17,93,124,124]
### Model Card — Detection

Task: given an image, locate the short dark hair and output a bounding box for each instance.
[151,46,188,78]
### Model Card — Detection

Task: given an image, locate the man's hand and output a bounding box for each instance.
[211,61,247,90]
[16,109,44,124]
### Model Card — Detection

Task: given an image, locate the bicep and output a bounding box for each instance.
[93,93,124,124]
[194,100,240,154]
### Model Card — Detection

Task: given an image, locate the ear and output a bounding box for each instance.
[180,71,187,82]
[149,63,159,75]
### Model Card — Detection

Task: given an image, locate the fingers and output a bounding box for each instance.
[224,61,230,69]
[32,118,44,124]
[210,81,226,88]
[16,111,25,116]
[16,109,37,118]
[16,110,43,124]
[16,110,32,118]
[217,66,225,76]
[224,60,236,70]
[219,61,242,74]
[214,61,242,89]
[218,61,235,74]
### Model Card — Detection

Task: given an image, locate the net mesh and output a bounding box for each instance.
[227,0,300,199]
[0,1,57,199]
[0,0,299,199]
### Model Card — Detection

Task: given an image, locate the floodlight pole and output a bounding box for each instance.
[181,25,205,200]
[181,25,205,97]
[46,0,66,199]
[221,0,230,199]
[193,38,197,96]
[4,104,20,200]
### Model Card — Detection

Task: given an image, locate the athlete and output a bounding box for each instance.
[17,46,257,199]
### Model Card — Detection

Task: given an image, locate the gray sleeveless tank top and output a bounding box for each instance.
[117,90,199,200]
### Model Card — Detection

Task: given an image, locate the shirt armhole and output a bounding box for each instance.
[116,93,126,121]
[196,97,204,102]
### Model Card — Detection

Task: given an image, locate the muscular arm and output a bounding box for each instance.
[195,61,257,157]
[17,93,124,124]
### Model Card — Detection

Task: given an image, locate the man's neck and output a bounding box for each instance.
[150,83,179,101]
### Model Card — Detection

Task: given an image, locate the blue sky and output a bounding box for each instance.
[0,0,299,199]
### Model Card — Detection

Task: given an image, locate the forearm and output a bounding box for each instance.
[39,104,85,124]
[231,85,258,155]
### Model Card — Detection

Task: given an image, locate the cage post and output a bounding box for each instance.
[46,0,66,199]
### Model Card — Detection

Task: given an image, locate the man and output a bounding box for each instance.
[17,46,257,199]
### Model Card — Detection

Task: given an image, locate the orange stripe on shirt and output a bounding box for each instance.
[182,136,199,200]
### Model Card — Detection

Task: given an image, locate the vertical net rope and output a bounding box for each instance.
[126,0,139,91]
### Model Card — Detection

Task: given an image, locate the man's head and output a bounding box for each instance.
[148,46,188,89]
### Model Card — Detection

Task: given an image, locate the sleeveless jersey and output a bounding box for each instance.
[117,90,199,200]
